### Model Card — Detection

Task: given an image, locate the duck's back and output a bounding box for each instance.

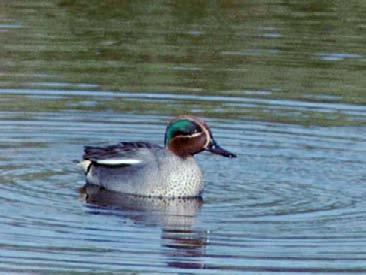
[82,142,203,197]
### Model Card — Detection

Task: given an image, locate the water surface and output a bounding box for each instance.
[1,1,366,273]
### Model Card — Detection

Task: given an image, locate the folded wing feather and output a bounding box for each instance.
[82,142,161,168]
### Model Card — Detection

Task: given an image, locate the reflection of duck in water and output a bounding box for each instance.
[79,115,236,198]
[80,184,203,229]
[80,185,207,270]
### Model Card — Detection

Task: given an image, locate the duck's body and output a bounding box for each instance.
[82,142,203,197]
[80,115,235,198]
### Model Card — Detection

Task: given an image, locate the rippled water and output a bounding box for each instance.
[1,1,366,273]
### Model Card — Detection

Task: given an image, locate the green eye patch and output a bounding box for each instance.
[165,119,198,145]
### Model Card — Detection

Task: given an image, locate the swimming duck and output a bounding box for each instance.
[80,115,236,198]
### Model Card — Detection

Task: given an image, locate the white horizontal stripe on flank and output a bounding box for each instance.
[96,159,142,165]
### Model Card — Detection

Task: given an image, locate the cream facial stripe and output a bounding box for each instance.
[179,115,211,148]
[190,132,203,138]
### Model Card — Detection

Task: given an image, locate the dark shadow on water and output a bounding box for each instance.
[79,184,208,270]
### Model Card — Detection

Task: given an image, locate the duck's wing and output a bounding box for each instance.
[83,142,162,167]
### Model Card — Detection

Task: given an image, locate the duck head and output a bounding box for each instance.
[164,115,236,159]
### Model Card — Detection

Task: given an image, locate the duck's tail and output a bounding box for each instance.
[74,159,92,173]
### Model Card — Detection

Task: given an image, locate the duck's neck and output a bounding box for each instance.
[165,145,194,159]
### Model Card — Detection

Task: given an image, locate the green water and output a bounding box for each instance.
[1,0,366,125]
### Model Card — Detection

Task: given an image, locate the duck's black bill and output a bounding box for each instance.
[206,141,236,158]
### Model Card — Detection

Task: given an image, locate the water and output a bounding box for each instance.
[1,0,366,273]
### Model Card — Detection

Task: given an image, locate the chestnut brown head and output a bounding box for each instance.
[164,115,236,159]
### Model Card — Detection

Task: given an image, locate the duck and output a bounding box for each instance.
[79,115,236,198]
